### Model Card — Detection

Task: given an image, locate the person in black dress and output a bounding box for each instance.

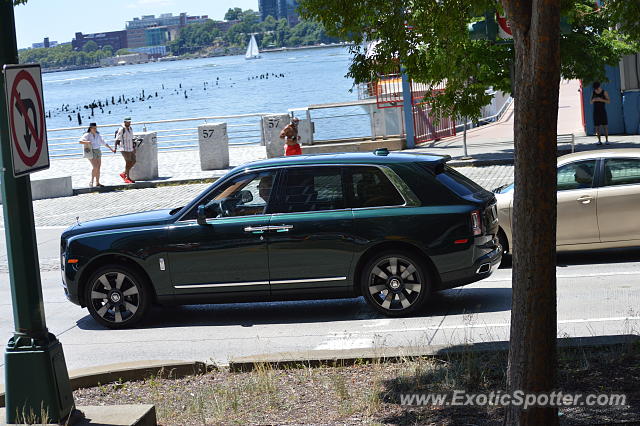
[590,81,610,145]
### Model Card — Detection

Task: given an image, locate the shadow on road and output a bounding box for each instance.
[76,287,512,330]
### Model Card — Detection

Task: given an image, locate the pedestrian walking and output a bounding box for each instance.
[79,122,115,188]
[590,82,610,145]
[280,116,302,156]
[114,117,137,183]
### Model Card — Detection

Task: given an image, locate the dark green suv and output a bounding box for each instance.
[61,150,501,328]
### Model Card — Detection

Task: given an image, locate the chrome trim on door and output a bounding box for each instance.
[268,224,294,232]
[269,276,347,285]
[174,276,347,289]
[174,280,269,289]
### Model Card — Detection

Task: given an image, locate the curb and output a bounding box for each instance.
[73,177,221,196]
[228,334,640,372]
[0,360,210,408]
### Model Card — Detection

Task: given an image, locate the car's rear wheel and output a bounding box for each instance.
[85,264,150,329]
[361,251,430,317]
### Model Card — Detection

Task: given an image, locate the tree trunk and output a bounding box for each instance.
[501,1,560,424]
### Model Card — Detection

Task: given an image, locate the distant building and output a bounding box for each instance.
[213,20,239,32]
[126,13,209,49]
[31,37,58,49]
[145,26,169,46]
[259,0,278,21]
[277,0,300,25]
[260,0,300,24]
[130,46,167,57]
[72,30,127,51]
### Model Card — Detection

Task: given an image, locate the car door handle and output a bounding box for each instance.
[576,195,593,204]
[268,225,294,232]
[244,226,270,234]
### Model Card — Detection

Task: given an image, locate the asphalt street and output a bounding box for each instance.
[0,241,638,385]
[0,165,638,383]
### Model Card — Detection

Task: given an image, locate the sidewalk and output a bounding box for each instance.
[36,145,266,190]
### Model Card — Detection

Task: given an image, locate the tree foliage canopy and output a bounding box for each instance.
[299,0,639,119]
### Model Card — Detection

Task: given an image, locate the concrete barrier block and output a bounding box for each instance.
[198,123,229,170]
[262,114,290,158]
[130,132,158,181]
[29,176,73,201]
[298,119,313,145]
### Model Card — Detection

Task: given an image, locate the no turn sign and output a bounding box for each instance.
[3,64,50,177]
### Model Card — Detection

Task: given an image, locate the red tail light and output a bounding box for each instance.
[471,210,482,236]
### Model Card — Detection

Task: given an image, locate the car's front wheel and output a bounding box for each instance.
[85,264,150,329]
[361,251,430,317]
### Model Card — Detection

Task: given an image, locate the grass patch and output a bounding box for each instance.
[73,342,640,425]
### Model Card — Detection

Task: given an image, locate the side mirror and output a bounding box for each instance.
[239,190,253,204]
[197,205,208,226]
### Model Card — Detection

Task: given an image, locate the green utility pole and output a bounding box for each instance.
[0,2,74,424]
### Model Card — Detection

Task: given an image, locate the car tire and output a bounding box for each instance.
[85,264,151,329]
[361,250,431,317]
[497,229,512,266]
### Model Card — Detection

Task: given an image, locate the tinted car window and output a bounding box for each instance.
[435,165,485,197]
[274,167,345,213]
[557,160,596,191]
[603,158,640,187]
[348,166,404,207]
[183,171,276,220]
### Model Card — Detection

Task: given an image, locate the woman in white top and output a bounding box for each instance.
[79,123,115,187]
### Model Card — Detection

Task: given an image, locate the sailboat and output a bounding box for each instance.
[245,34,261,60]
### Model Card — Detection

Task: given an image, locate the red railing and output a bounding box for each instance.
[373,75,455,143]
[375,74,404,108]
[413,90,456,143]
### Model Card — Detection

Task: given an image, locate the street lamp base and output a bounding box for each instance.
[4,334,74,424]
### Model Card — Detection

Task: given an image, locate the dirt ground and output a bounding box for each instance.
[73,342,640,425]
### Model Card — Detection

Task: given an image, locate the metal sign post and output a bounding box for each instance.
[401,67,415,148]
[0,2,74,424]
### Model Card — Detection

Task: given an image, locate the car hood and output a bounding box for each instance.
[62,209,174,238]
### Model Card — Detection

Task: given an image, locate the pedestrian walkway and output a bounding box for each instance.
[37,145,266,190]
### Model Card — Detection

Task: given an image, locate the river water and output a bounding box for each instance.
[42,46,371,156]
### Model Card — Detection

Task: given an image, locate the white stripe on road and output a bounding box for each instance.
[316,316,640,339]
[484,271,640,282]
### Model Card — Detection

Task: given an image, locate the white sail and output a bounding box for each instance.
[245,34,261,60]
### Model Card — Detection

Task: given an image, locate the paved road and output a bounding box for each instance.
[1,165,638,382]
[0,246,638,384]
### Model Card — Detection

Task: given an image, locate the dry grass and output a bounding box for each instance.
[73,342,640,425]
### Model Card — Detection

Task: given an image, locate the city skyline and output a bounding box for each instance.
[13,0,259,48]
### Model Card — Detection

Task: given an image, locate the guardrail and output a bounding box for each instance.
[47,113,272,159]
[289,99,385,144]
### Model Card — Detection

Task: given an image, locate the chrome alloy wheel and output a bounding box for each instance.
[367,256,423,311]
[89,271,141,324]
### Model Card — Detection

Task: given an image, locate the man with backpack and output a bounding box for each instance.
[114,117,136,183]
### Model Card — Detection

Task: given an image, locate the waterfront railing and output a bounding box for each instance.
[47,113,271,159]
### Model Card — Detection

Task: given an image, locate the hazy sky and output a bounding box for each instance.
[14,0,259,48]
